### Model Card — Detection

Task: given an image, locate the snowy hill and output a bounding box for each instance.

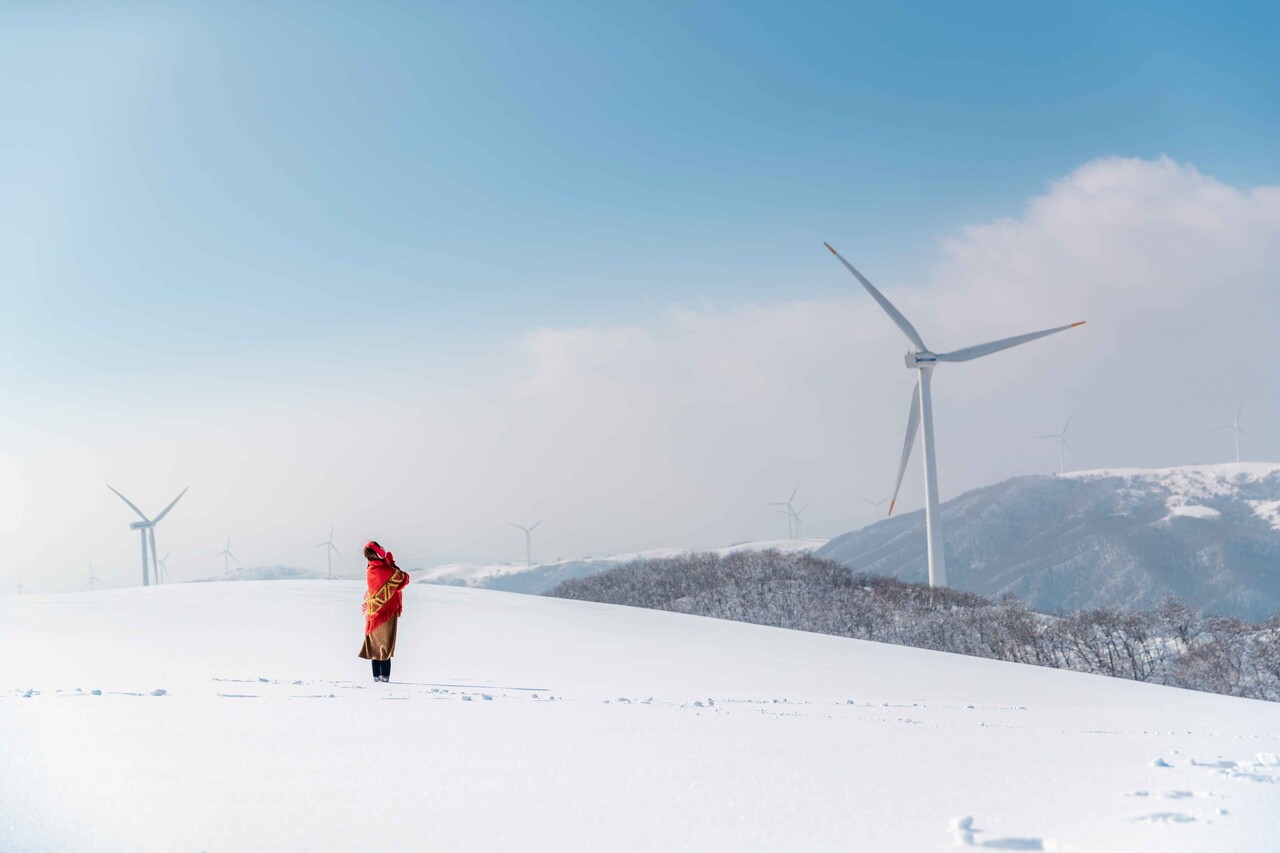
[818,463,1280,619]
[3,581,1278,850]
[197,564,329,582]
[420,538,828,594]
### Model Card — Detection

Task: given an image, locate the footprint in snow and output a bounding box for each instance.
[1132,812,1196,824]
[951,816,1046,850]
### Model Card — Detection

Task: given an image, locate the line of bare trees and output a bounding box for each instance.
[548,550,1280,702]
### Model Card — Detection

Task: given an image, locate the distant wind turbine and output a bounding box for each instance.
[1037,414,1075,474]
[154,550,171,585]
[863,496,890,520]
[1211,403,1252,463]
[509,521,542,567]
[216,535,244,575]
[826,242,1085,588]
[87,563,108,591]
[17,574,27,595]
[768,486,803,539]
[107,485,188,587]
[316,524,341,578]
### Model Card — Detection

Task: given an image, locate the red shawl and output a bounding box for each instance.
[363,542,409,634]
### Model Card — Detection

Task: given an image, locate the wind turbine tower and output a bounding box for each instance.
[1212,404,1252,463]
[509,521,542,567]
[107,485,188,587]
[1037,415,1075,475]
[317,524,341,578]
[826,243,1085,588]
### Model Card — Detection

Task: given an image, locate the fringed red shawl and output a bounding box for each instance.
[363,544,409,634]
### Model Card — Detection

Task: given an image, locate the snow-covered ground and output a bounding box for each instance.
[419,537,829,588]
[2,581,1278,851]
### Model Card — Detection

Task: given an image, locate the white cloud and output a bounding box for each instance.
[6,156,1279,589]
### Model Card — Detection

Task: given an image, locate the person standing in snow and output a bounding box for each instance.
[358,541,409,682]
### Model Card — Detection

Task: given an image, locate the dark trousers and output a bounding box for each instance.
[371,659,391,679]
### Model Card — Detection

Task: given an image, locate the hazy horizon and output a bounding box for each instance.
[4,3,1278,591]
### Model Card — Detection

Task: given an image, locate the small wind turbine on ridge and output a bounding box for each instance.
[509,520,542,566]
[17,573,28,595]
[1037,414,1075,474]
[863,496,890,520]
[825,242,1085,588]
[216,535,244,575]
[1211,403,1252,463]
[768,486,803,539]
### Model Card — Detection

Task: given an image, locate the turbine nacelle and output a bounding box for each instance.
[904,351,938,368]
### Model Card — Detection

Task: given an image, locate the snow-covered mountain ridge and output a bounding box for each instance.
[418,538,828,593]
[819,463,1280,619]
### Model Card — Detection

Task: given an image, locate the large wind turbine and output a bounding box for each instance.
[1211,403,1252,463]
[509,521,542,566]
[216,535,244,575]
[316,524,341,578]
[17,574,27,595]
[107,485,188,587]
[1037,415,1075,474]
[826,243,1085,588]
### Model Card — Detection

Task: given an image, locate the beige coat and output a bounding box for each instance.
[357,614,398,661]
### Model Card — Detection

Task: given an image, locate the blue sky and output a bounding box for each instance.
[3,2,1279,584]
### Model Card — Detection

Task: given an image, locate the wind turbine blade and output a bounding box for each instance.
[936,322,1085,363]
[1061,437,1075,454]
[796,504,808,516]
[1238,426,1255,442]
[530,520,543,531]
[106,486,150,523]
[330,543,342,556]
[789,485,800,504]
[151,487,188,524]
[1236,402,1244,423]
[824,243,928,351]
[888,380,922,516]
[1035,434,1060,440]
[1062,414,1073,435]
[508,522,526,532]
[939,321,1088,363]
[1210,424,1234,434]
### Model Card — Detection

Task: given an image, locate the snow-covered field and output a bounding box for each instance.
[3,581,1278,851]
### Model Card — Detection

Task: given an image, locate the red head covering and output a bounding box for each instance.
[363,541,408,634]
